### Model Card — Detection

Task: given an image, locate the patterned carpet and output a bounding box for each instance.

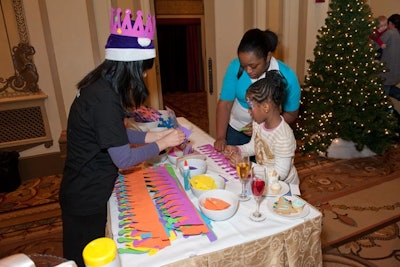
[163,91,209,133]
[0,175,63,258]
[1,146,399,265]
[296,145,400,267]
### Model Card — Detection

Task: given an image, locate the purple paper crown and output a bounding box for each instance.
[105,8,156,61]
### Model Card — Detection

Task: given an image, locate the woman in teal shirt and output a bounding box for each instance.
[214,29,301,153]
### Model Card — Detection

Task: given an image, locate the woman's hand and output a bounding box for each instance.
[214,138,227,152]
[156,129,186,151]
[145,128,174,143]
[214,100,233,152]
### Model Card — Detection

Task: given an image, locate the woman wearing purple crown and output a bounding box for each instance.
[59,8,185,266]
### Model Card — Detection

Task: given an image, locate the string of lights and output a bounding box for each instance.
[295,0,399,156]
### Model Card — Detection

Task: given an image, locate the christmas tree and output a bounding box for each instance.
[296,0,399,155]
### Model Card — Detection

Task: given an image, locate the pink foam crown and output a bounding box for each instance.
[110,8,155,40]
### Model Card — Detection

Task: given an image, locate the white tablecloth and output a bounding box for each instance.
[107,117,322,266]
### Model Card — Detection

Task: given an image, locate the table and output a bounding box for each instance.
[107,117,322,267]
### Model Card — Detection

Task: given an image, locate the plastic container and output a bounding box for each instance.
[183,160,190,190]
[82,237,120,267]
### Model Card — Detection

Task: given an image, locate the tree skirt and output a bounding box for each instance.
[326,138,376,159]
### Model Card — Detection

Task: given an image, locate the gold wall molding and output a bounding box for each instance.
[155,0,204,15]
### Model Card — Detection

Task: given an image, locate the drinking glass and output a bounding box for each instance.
[249,171,266,222]
[235,152,251,201]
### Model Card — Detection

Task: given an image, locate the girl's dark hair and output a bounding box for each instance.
[388,14,400,31]
[246,70,286,107]
[236,28,273,79]
[77,58,154,109]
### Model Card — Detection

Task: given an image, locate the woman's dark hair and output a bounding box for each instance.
[77,58,154,109]
[388,14,400,31]
[265,29,278,52]
[236,28,273,79]
[246,70,286,107]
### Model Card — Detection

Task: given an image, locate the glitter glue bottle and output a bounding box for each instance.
[183,160,190,190]
[82,237,120,267]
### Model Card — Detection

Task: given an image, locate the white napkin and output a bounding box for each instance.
[0,254,35,267]
[290,184,301,195]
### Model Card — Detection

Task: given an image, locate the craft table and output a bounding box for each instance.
[107,117,323,267]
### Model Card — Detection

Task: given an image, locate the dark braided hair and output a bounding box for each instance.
[246,70,286,107]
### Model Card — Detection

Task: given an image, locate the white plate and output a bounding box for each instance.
[267,196,310,219]
[264,181,290,197]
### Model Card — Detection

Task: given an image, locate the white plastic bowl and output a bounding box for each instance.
[167,148,184,165]
[177,155,207,177]
[190,173,226,198]
[198,189,239,221]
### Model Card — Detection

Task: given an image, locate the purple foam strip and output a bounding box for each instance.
[197,144,239,179]
[179,125,192,140]
[151,166,209,226]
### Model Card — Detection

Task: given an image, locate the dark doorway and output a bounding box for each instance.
[157,18,204,93]
[157,18,209,132]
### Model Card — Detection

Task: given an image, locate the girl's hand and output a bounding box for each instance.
[223,145,238,166]
[214,138,227,152]
[241,122,253,136]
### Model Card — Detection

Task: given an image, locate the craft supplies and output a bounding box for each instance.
[83,237,120,267]
[196,144,238,179]
[113,165,216,256]
[183,160,190,190]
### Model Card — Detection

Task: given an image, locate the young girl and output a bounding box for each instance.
[224,70,299,184]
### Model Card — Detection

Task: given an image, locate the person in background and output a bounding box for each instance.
[59,8,185,267]
[214,28,301,153]
[224,71,299,184]
[371,15,387,60]
[380,13,400,99]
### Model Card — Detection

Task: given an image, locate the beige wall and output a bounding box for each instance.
[21,0,100,157]
[16,0,397,158]
[368,0,400,18]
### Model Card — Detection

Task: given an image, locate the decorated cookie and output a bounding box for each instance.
[272,196,297,214]
[292,198,305,212]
